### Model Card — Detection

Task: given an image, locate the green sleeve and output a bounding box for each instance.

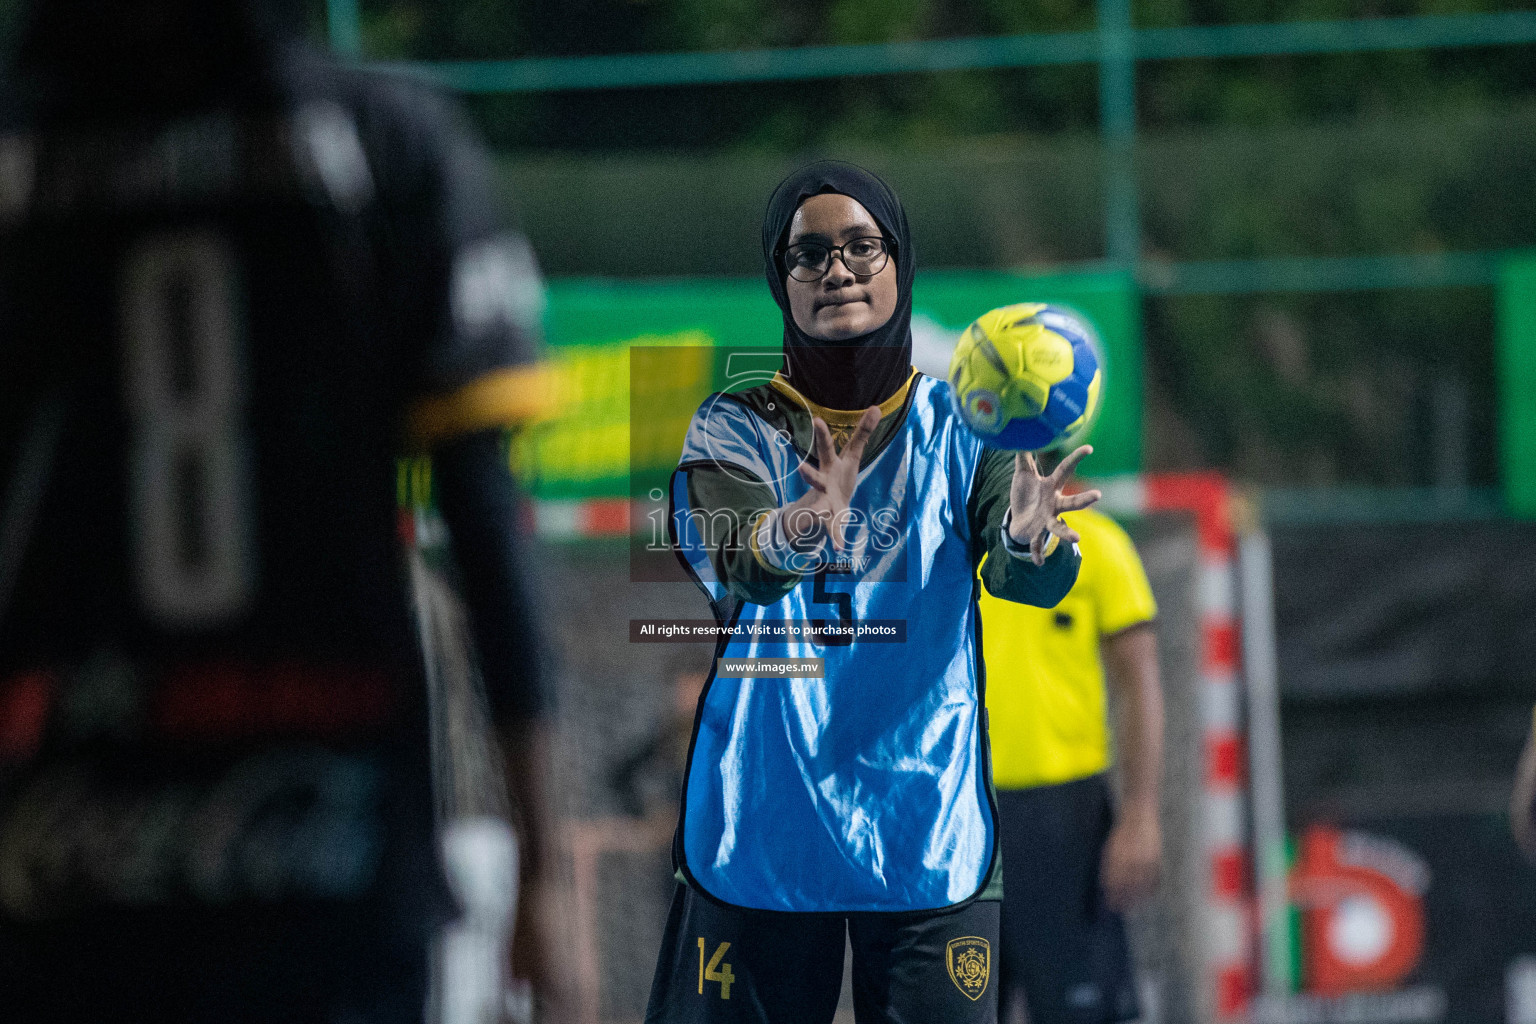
[968,448,1080,607]
[685,464,802,606]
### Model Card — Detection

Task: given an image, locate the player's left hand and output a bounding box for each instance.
[1007,444,1102,565]
[1100,803,1163,911]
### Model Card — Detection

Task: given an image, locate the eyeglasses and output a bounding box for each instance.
[781,236,893,282]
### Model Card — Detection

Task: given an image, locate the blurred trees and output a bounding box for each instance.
[336,0,1536,489]
[7,0,1523,486]
[355,0,1536,146]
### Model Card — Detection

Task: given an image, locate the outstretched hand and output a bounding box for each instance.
[1007,444,1102,565]
[783,406,882,553]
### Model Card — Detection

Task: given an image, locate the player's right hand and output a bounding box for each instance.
[786,405,881,553]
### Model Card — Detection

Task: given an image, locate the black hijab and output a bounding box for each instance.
[762,161,914,411]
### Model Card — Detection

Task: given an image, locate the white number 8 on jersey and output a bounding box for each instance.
[121,231,254,627]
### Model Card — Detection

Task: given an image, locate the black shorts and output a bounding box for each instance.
[645,883,1000,1024]
[996,774,1139,1024]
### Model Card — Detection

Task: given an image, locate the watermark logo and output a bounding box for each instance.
[695,353,816,491]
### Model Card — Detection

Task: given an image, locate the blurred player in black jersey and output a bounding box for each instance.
[0,1,561,1021]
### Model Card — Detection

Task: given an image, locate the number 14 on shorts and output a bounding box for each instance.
[696,938,735,999]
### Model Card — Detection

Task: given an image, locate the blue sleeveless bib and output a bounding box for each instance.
[670,375,998,912]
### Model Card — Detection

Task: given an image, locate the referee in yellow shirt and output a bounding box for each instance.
[982,507,1164,1024]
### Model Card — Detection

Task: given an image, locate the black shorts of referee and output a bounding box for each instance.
[997,773,1140,1024]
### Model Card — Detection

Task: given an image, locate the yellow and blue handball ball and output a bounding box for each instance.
[946,302,1104,451]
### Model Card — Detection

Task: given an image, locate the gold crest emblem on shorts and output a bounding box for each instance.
[946,936,990,1001]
